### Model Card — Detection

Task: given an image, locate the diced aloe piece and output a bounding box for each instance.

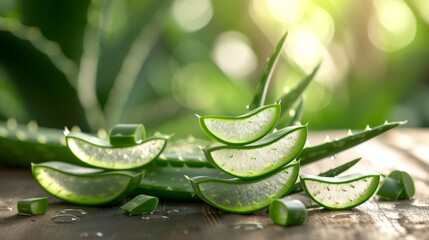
[197,104,280,145]
[300,172,380,210]
[377,170,415,200]
[32,161,142,205]
[187,160,300,214]
[109,124,146,146]
[121,194,158,216]
[269,199,307,226]
[66,131,169,170]
[17,197,48,216]
[203,125,306,179]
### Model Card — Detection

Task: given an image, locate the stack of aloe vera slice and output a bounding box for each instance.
[32,124,170,205]
[189,104,306,213]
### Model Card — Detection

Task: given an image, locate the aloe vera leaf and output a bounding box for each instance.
[32,161,142,205]
[135,164,229,201]
[299,121,406,166]
[248,32,287,110]
[0,120,80,167]
[203,125,307,179]
[300,172,380,210]
[276,65,320,128]
[288,158,361,195]
[66,131,169,170]
[197,103,281,145]
[187,160,300,214]
[0,120,212,168]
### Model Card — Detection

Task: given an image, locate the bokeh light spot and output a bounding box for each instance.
[212,31,258,80]
[172,0,213,32]
[368,0,416,52]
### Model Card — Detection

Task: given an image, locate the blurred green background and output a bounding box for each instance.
[0,0,428,139]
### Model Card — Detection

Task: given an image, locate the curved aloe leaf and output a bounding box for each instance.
[300,172,380,210]
[66,131,169,170]
[197,103,280,145]
[203,125,307,179]
[32,161,142,205]
[187,160,300,214]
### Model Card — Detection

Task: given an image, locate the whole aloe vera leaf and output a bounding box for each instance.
[0,120,213,168]
[135,164,229,201]
[285,97,304,127]
[288,158,361,195]
[276,64,320,128]
[247,32,287,110]
[299,121,406,166]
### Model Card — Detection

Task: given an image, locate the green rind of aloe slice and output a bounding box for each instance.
[32,161,142,205]
[300,172,380,210]
[187,160,300,214]
[66,131,169,170]
[203,125,306,179]
[197,103,281,145]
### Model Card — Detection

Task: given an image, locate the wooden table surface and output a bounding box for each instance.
[1,129,428,240]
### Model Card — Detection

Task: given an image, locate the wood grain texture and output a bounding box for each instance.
[1,129,428,240]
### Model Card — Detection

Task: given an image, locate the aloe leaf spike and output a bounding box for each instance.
[248,32,287,110]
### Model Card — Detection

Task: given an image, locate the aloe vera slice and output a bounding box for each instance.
[121,194,158,216]
[109,124,146,146]
[197,103,280,145]
[269,199,306,226]
[66,131,169,170]
[32,161,142,205]
[300,173,380,210]
[203,125,306,179]
[288,158,361,195]
[187,160,300,214]
[17,197,48,216]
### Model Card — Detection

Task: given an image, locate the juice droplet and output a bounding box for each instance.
[56,209,88,217]
[330,212,355,219]
[411,201,429,207]
[80,232,103,238]
[229,222,264,231]
[142,214,169,220]
[0,206,12,211]
[166,209,181,215]
[50,214,80,223]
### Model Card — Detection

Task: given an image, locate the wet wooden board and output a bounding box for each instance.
[1,129,428,240]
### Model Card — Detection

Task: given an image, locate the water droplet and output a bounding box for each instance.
[365,125,371,131]
[330,212,356,219]
[50,214,80,223]
[7,118,17,129]
[411,201,429,207]
[229,222,264,231]
[0,206,12,211]
[166,209,181,215]
[324,135,331,142]
[142,214,169,220]
[55,209,88,217]
[80,232,103,238]
[329,155,336,161]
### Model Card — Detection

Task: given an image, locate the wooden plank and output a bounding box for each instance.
[1,129,429,240]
